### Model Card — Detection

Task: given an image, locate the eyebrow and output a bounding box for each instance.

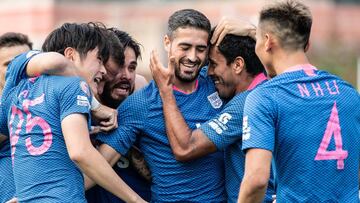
[178,42,207,49]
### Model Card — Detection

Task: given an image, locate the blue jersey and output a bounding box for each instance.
[97,72,226,202]
[2,51,92,202]
[0,96,16,203]
[200,73,275,203]
[242,65,360,202]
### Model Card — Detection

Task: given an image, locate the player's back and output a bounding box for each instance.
[8,75,88,203]
[260,67,360,202]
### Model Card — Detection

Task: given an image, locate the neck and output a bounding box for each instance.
[173,78,198,94]
[272,49,310,76]
[235,72,254,94]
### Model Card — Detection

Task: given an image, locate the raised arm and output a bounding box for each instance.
[211,17,256,46]
[61,113,145,203]
[149,51,217,161]
[26,52,78,77]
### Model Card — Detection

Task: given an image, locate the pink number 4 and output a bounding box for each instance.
[315,102,348,170]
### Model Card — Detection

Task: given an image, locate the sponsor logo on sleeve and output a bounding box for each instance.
[207,92,223,109]
[77,95,90,108]
[242,115,251,140]
[208,112,232,135]
[208,121,223,134]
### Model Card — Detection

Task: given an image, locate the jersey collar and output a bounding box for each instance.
[247,73,267,91]
[172,79,199,94]
[283,64,317,76]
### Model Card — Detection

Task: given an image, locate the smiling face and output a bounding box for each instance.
[73,47,106,96]
[165,27,209,83]
[208,46,237,100]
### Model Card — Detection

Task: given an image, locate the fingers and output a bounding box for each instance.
[90,126,101,135]
[168,56,175,76]
[99,111,118,132]
[211,16,257,46]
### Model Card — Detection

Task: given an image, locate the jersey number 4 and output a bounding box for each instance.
[315,101,348,170]
[9,93,52,164]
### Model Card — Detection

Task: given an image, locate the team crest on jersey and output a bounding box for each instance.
[207,92,223,109]
[80,81,91,97]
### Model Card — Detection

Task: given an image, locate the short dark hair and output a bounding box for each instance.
[214,33,264,76]
[167,9,211,39]
[0,32,32,49]
[42,22,110,64]
[259,0,312,51]
[108,28,142,60]
[106,29,125,67]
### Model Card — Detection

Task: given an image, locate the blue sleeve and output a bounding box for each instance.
[4,51,40,94]
[241,88,276,152]
[59,77,91,122]
[96,90,146,155]
[200,93,248,150]
[0,100,8,136]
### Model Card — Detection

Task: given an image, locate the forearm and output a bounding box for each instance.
[160,90,193,152]
[76,147,142,203]
[238,176,267,203]
[27,52,77,77]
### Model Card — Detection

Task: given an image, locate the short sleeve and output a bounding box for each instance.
[59,77,91,122]
[200,93,248,150]
[96,90,146,155]
[0,100,9,136]
[4,51,40,94]
[241,88,276,153]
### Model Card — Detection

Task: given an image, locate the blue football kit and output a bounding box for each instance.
[1,51,92,202]
[242,65,360,202]
[200,73,275,203]
[97,70,227,202]
[0,97,15,203]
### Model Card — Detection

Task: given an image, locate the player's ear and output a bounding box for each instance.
[63,47,76,62]
[233,56,244,75]
[264,33,273,52]
[164,35,171,53]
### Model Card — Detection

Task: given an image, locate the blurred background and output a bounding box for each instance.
[0,0,359,90]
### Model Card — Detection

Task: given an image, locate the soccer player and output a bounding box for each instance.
[86,28,151,203]
[95,9,226,202]
[0,32,32,203]
[98,28,147,108]
[150,29,276,202]
[0,22,145,203]
[239,0,360,202]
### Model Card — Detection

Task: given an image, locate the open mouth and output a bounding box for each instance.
[94,76,102,84]
[113,81,131,95]
[210,76,221,85]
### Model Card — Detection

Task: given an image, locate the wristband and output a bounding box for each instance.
[91,96,101,110]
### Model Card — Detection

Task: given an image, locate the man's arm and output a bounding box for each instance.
[211,17,256,46]
[149,51,217,161]
[61,113,145,203]
[26,52,78,77]
[238,148,272,203]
